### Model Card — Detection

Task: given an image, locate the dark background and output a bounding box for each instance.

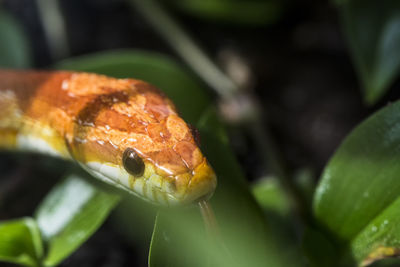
[1,0,369,172]
[0,0,396,266]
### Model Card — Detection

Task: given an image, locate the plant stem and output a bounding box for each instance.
[248,113,310,221]
[129,0,237,99]
[36,0,69,60]
[129,0,309,222]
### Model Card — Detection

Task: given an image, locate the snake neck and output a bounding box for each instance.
[0,70,70,155]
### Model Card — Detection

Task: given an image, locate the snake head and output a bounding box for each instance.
[116,113,217,205]
[67,75,216,205]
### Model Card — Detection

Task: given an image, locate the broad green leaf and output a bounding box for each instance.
[313,100,400,265]
[35,173,120,266]
[55,50,210,123]
[162,0,283,25]
[148,210,214,267]
[0,9,31,68]
[340,0,400,104]
[0,218,43,267]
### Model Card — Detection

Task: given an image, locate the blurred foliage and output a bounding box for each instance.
[253,177,292,217]
[370,258,400,267]
[2,0,400,266]
[0,172,119,267]
[313,101,400,265]
[149,108,305,267]
[0,218,43,267]
[302,226,338,267]
[0,9,31,68]
[253,169,315,218]
[162,0,283,25]
[338,0,400,105]
[35,173,120,266]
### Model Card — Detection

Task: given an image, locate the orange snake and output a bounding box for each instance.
[0,70,217,206]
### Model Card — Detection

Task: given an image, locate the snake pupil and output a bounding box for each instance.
[123,148,145,177]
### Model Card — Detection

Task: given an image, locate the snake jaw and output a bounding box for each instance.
[139,159,217,205]
[84,158,216,206]
[179,160,217,204]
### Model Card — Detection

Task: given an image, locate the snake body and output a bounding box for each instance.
[0,70,217,205]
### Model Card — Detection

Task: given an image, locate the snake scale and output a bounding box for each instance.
[0,70,217,206]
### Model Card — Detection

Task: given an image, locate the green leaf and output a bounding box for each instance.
[55,50,210,124]
[0,9,31,68]
[0,218,43,267]
[148,210,214,267]
[35,173,120,266]
[252,169,315,218]
[340,0,400,104]
[252,173,333,267]
[148,214,162,267]
[162,0,283,25]
[252,177,291,217]
[313,100,400,265]
[252,172,315,266]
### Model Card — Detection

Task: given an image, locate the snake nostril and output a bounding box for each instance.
[188,124,201,147]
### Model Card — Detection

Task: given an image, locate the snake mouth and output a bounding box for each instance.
[178,160,217,204]
[84,157,216,206]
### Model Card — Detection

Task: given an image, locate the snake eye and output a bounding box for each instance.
[123,148,145,177]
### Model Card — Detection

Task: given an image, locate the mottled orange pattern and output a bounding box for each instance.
[0,70,216,204]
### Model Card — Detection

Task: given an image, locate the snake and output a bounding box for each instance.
[0,69,217,206]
